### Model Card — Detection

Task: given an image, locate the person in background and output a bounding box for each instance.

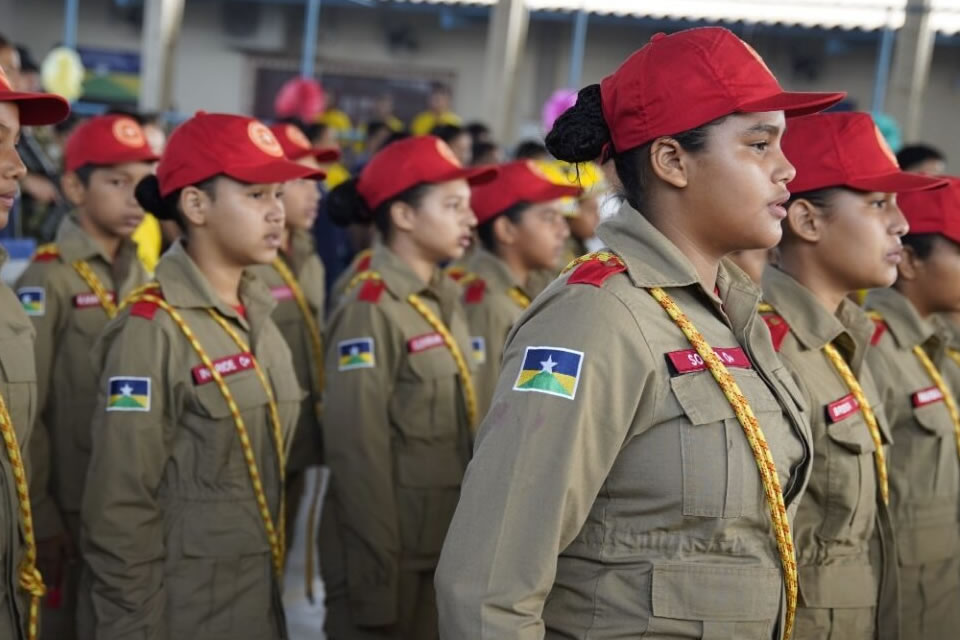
[431,124,473,168]
[729,248,773,284]
[410,82,461,136]
[465,121,492,145]
[16,113,158,640]
[897,144,946,177]
[15,45,41,92]
[513,139,550,162]
[471,140,501,166]
[0,59,70,640]
[371,93,404,133]
[318,90,354,142]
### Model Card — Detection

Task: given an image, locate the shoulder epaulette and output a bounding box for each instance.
[757,303,789,353]
[445,265,471,283]
[563,251,626,288]
[866,311,887,346]
[464,279,487,304]
[353,249,373,275]
[353,272,385,304]
[124,283,164,320]
[31,243,60,263]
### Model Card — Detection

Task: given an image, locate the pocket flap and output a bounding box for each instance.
[405,341,459,381]
[671,369,780,425]
[0,335,36,383]
[180,502,271,558]
[798,563,877,608]
[651,563,780,621]
[195,368,269,418]
[897,524,960,566]
[913,401,954,436]
[826,417,877,454]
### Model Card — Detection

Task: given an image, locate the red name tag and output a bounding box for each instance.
[667,347,751,374]
[912,386,944,408]
[827,393,860,423]
[73,291,115,309]
[407,332,445,354]
[271,286,294,301]
[192,352,255,385]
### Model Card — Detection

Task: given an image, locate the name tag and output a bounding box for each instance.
[73,291,115,309]
[192,352,255,385]
[912,386,944,408]
[826,393,860,423]
[667,347,751,375]
[407,332,445,354]
[270,285,294,301]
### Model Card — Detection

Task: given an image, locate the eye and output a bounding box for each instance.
[750,141,769,152]
[249,189,265,199]
[870,198,887,209]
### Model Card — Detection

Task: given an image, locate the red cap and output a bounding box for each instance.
[471,160,582,224]
[783,112,946,194]
[157,112,325,196]
[64,114,160,172]
[898,177,960,245]
[268,122,339,166]
[0,65,69,126]
[600,27,845,154]
[357,136,498,210]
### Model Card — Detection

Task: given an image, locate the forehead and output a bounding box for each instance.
[0,102,21,134]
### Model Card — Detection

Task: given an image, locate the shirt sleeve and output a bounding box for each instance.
[435,284,657,639]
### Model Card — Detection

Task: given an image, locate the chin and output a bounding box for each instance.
[252,247,279,265]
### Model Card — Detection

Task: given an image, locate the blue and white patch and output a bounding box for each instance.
[338,338,375,371]
[513,346,584,400]
[471,337,486,364]
[107,377,151,412]
[17,287,45,316]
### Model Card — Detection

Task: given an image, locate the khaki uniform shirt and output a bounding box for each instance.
[0,246,39,640]
[81,241,302,640]
[762,267,898,640]
[321,245,474,626]
[15,216,148,540]
[435,205,813,640]
[461,248,531,420]
[330,248,374,311]
[248,229,325,472]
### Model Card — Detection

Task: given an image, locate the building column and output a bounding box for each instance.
[139,0,185,113]
[481,0,529,143]
[886,0,934,140]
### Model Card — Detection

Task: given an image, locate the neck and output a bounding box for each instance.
[281,227,292,255]
[186,239,245,307]
[76,212,122,260]
[895,282,933,318]
[650,211,721,292]
[498,247,529,287]
[390,236,437,284]
[778,250,849,314]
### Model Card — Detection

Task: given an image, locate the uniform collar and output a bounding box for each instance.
[936,313,960,349]
[371,243,455,302]
[762,266,872,368]
[55,214,137,266]
[467,247,522,292]
[156,240,276,327]
[865,287,938,351]
[281,228,315,275]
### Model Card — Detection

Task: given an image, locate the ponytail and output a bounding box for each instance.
[135,174,219,232]
[327,177,433,240]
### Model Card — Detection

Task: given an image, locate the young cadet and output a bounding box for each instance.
[248,122,337,550]
[14,113,157,640]
[865,177,960,640]
[80,113,322,639]
[0,67,69,640]
[760,111,945,639]
[464,160,579,418]
[320,135,494,639]
[436,27,845,639]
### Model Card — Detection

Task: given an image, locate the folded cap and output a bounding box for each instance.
[898,177,960,245]
[157,112,325,196]
[268,122,339,167]
[600,27,845,154]
[783,112,946,194]
[64,114,160,172]
[472,160,582,224]
[0,64,69,126]
[357,136,498,210]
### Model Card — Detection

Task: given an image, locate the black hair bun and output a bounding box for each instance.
[545,84,611,163]
[135,175,176,221]
[327,178,376,227]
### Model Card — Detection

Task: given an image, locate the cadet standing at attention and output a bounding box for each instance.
[436,27,845,640]
[0,66,69,640]
[760,111,945,639]
[864,177,960,640]
[15,113,157,640]
[319,136,494,640]
[463,159,579,418]
[80,113,322,640]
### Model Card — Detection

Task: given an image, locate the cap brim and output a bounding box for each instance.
[226,158,326,184]
[312,146,341,163]
[3,92,71,126]
[848,171,948,194]
[740,90,846,118]
[436,165,500,187]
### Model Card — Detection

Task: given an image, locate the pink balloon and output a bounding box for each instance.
[274,77,326,122]
[542,88,578,133]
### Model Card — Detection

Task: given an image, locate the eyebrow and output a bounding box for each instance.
[744,123,783,136]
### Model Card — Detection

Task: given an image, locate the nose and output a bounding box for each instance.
[464,206,478,228]
[1,148,27,182]
[890,202,909,237]
[774,147,796,186]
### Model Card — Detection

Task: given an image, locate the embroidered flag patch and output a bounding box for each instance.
[826,393,860,423]
[407,332,445,354]
[666,347,751,375]
[192,352,255,385]
[513,346,583,400]
[471,337,486,364]
[106,377,151,412]
[339,338,375,371]
[73,291,116,309]
[912,386,944,408]
[270,286,294,301]
[17,287,45,316]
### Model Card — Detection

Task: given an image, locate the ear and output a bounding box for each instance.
[492,214,518,248]
[897,244,920,282]
[60,172,86,207]
[784,198,824,243]
[648,137,689,189]
[388,200,418,234]
[179,184,213,227]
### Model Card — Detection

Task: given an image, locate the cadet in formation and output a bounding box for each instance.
[320,136,493,639]
[81,112,322,639]
[436,26,844,640]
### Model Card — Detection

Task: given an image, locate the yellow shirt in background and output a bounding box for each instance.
[132,213,162,274]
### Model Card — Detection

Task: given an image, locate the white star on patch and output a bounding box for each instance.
[540,356,557,374]
[120,384,133,396]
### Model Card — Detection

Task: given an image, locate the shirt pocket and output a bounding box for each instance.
[822,412,878,542]
[0,334,38,444]
[670,369,782,519]
[390,344,460,440]
[911,401,959,498]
